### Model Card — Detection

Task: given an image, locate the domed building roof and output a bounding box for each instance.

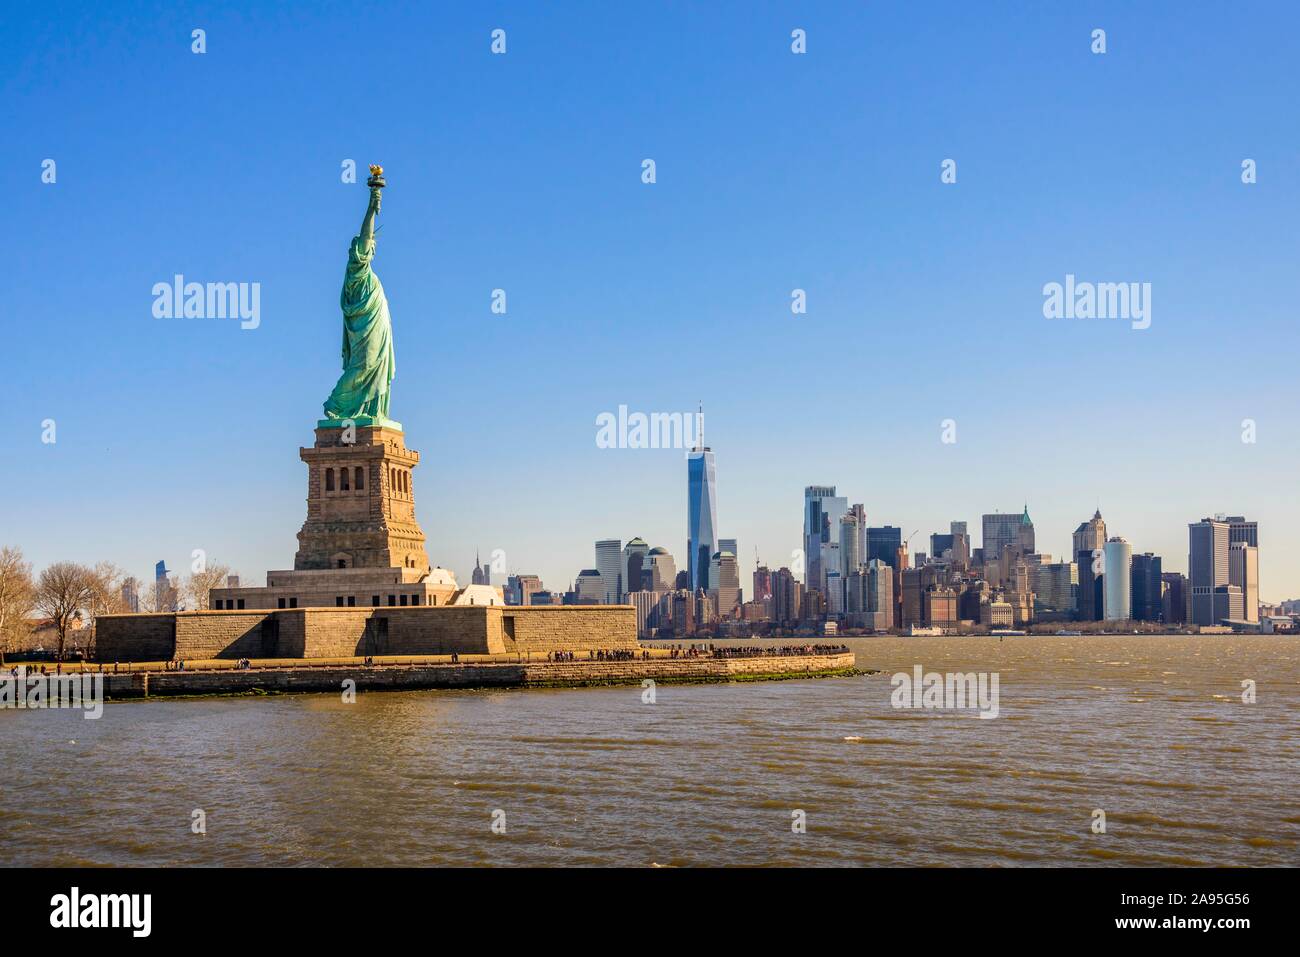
[648,546,670,556]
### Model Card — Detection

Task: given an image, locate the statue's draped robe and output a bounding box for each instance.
[323,235,395,421]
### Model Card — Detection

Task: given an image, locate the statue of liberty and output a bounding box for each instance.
[321,165,398,429]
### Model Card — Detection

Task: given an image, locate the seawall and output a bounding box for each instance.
[97,653,858,698]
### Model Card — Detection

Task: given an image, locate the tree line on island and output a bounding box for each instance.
[0,545,235,661]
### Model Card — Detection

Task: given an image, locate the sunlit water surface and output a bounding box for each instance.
[2,636,1297,866]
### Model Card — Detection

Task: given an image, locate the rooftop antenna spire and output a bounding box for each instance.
[697,400,704,451]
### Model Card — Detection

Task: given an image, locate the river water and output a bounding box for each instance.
[2,635,1297,866]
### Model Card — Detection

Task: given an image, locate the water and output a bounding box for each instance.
[2,635,1297,866]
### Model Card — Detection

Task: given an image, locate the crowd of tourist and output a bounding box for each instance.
[709,643,850,658]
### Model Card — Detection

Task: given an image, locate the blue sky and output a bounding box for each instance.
[5,1,1298,600]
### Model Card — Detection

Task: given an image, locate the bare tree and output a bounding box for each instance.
[0,546,35,656]
[82,561,132,660]
[34,562,97,661]
[183,562,233,611]
[87,561,128,623]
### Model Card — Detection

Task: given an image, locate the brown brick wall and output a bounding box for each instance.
[95,614,176,662]
[500,606,638,654]
[175,611,278,659]
[299,606,498,657]
[93,604,640,661]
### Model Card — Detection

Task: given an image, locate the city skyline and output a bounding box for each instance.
[7,4,1298,602]
[12,443,1290,606]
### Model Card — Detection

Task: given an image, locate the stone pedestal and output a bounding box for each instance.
[295,426,431,573]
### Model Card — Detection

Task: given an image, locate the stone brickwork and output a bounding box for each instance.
[295,426,430,573]
[98,653,857,698]
[95,614,175,662]
[174,611,278,660]
[92,604,639,661]
[495,606,638,654]
[297,607,503,657]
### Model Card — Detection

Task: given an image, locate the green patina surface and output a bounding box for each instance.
[321,182,399,430]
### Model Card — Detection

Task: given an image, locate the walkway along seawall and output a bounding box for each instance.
[97,653,859,698]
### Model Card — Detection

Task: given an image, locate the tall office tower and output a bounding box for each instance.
[959,579,989,622]
[594,539,622,603]
[1016,505,1036,554]
[839,512,863,577]
[687,435,718,592]
[803,486,848,591]
[801,588,826,622]
[120,577,140,613]
[753,565,773,602]
[950,521,971,566]
[847,503,867,562]
[866,559,893,620]
[845,566,868,616]
[1213,585,1244,622]
[894,542,909,627]
[154,560,178,612]
[1103,537,1133,620]
[1075,547,1103,621]
[1073,509,1107,555]
[1032,561,1078,617]
[623,538,649,596]
[694,589,715,628]
[575,569,605,604]
[901,568,924,627]
[1129,553,1163,622]
[772,567,802,625]
[1071,509,1102,574]
[924,588,958,632]
[930,532,954,561]
[710,550,741,619]
[824,569,844,618]
[628,591,660,638]
[1161,572,1188,624]
[471,551,488,586]
[669,590,696,635]
[1189,518,1230,625]
[1229,542,1259,622]
[718,538,737,562]
[1007,558,1036,625]
[1224,516,1258,547]
[866,526,903,568]
[647,547,677,592]
[981,511,1027,565]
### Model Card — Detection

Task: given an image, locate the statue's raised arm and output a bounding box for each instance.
[320,165,398,429]
[359,165,384,243]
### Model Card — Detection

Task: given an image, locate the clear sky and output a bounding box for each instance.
[5,2,1298,601]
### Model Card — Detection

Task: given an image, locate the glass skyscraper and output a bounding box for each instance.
[804,486,847,591]
[866,526,903,569]
[687,444,717,592]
